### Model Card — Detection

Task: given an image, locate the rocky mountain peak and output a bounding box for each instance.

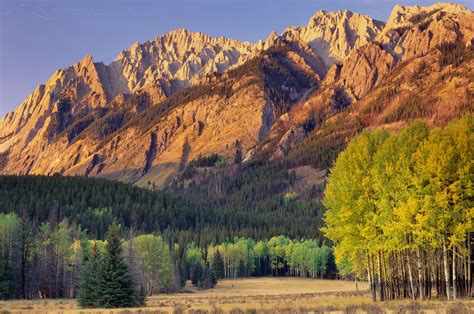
[111,28,258,96]
[79,53,94,66]
[385,2,471,31]
[281,9,384,66]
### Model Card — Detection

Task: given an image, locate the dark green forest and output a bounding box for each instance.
[0,171,326,246]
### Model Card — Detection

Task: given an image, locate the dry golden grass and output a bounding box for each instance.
[0,278,472,314]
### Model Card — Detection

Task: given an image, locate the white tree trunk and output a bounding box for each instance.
[443,237,451,301]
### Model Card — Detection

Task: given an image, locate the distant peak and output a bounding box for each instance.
[162,28,212,40]
[267,30,279,41]
[78,54,94,68]
[81,54,93,64]
[166,27,192,35]
[306,8,376,30]
[263,30,281,50]
[311,8,354,19]
[386,2,471,30]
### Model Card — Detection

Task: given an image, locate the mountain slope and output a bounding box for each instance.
[0,46,320,186]
[0,3,472,189]
[0,9,384,185]
[0,30,259,157]
[259,2,473,168]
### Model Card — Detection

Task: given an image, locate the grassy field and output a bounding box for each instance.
[0,278,472,313]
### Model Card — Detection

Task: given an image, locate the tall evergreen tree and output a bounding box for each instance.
[78,243,102,307]
[0,260,14,299]
[211,250,225,279]
[98,223,137,308]
[199,263,216,289]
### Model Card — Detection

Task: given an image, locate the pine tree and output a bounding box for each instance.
[208,266,217,286]
[78,243,102,308]
[211,250,225,279]
[234,140,243,164]
[0,259,14,299]
[179,259,188,288]
[191,263,203,286]
[98,223,137,308]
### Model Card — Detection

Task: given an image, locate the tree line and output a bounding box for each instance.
[323,115,473,301]
[204,236,334,279]
[0,212,330,301]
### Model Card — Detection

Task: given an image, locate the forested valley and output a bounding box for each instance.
[0,115,472,304]
[0,152,328,303]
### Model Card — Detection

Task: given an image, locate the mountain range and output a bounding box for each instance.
[0,2,472,189]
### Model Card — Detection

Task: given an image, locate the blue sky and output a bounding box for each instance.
[0,0,472,118]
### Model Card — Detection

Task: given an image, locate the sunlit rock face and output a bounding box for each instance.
[281,10,385,66]
[257,3,474,162]
[111,28,260,95]
[1,3,472,187]
[324,2,474,101]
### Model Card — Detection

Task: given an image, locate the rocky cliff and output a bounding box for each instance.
[259,3,473,164]
[0,3,472,187]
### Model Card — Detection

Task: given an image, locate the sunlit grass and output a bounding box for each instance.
[0,278,472,313]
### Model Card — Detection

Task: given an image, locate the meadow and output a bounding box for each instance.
[1,278,473,314]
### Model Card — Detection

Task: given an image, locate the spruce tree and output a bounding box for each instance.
[211,250,225,279]
[98,223,136,308]
[0,259,14,299]
[78,243,102,307]
[179,259,188,288]
[208,265,217,286]
[191,263,203,286]
[200,263,217,289]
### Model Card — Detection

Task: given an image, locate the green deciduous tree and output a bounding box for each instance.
[131,234,172,294]
[323,115,474,301]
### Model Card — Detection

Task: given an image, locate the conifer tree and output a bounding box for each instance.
[191,263,203,286]
[211,250,225,279]
[98,223,136,308]
[200,263,216,288]
[209,266,217,286]
[78,243,102,307]
[0,260,14,299]
[179,259,188,288]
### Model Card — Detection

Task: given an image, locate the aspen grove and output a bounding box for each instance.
[323,115,473,301]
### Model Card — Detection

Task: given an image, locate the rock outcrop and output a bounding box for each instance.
[257,3,474,162]
[325,2,474,101]
[281,10,385,66]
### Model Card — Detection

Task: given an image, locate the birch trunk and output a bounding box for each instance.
[417,247,424,300]
[453,245,458,300]
[407,251,416,300]
[468,233,472,297]
[367,253,376,301]
[443,237,451,301]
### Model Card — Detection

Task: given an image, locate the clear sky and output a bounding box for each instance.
[0,0,472,118]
